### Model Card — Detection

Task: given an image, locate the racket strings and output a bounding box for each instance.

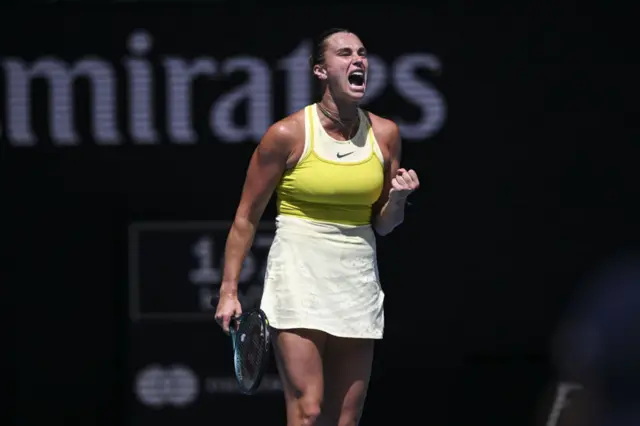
[236,314,267,390]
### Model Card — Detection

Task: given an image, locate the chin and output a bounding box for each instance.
[343,86,367,102]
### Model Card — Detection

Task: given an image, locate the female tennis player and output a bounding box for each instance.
[215,28,419,426]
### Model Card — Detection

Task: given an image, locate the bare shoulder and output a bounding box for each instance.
[363,110,401,152]
[260,109,306,155]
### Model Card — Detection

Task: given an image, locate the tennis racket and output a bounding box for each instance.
[211,293,271,394]
[228,309,271,394]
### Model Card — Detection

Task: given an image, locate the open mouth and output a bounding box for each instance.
[348,70,365,88]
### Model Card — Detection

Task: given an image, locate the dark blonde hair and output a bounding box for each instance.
[308,28,353,69]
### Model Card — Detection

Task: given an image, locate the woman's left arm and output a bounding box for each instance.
[372,120,420,236]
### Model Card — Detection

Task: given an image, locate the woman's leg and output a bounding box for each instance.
[273,328,327,426]
[320,336,375,426]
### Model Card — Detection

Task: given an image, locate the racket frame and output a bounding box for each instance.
[229,309,271,394]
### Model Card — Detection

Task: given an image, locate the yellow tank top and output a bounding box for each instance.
[276,104,385,226]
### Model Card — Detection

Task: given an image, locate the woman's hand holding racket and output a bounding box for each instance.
[211,290,271,394]
[214,292,243,334]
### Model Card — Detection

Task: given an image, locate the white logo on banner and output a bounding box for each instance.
[128,221,275,321]
[1,29,446,147]
[134,364,199,408]
[205,374,283,394]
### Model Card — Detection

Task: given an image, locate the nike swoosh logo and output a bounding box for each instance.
[336,151,355,159]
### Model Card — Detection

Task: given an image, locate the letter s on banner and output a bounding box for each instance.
[393,53,446,140]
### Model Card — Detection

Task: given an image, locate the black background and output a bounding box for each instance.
[7,4,637,426]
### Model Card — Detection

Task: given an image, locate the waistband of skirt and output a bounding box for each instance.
[275,214,374,239]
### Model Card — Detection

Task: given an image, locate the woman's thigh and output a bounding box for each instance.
[321,335,375,426]
[273,328,327,426]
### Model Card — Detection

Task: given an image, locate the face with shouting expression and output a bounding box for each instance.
[313,31,368,103]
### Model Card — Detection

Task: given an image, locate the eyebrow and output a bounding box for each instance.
[336,47,367,54]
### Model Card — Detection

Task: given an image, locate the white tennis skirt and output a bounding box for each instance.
[260,215,385,339]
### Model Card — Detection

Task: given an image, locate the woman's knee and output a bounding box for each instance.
[298,395,322,425]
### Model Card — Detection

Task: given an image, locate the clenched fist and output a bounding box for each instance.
[389,168,420,201]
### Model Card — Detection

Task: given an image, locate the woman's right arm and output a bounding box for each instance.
[218,121,298,299]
